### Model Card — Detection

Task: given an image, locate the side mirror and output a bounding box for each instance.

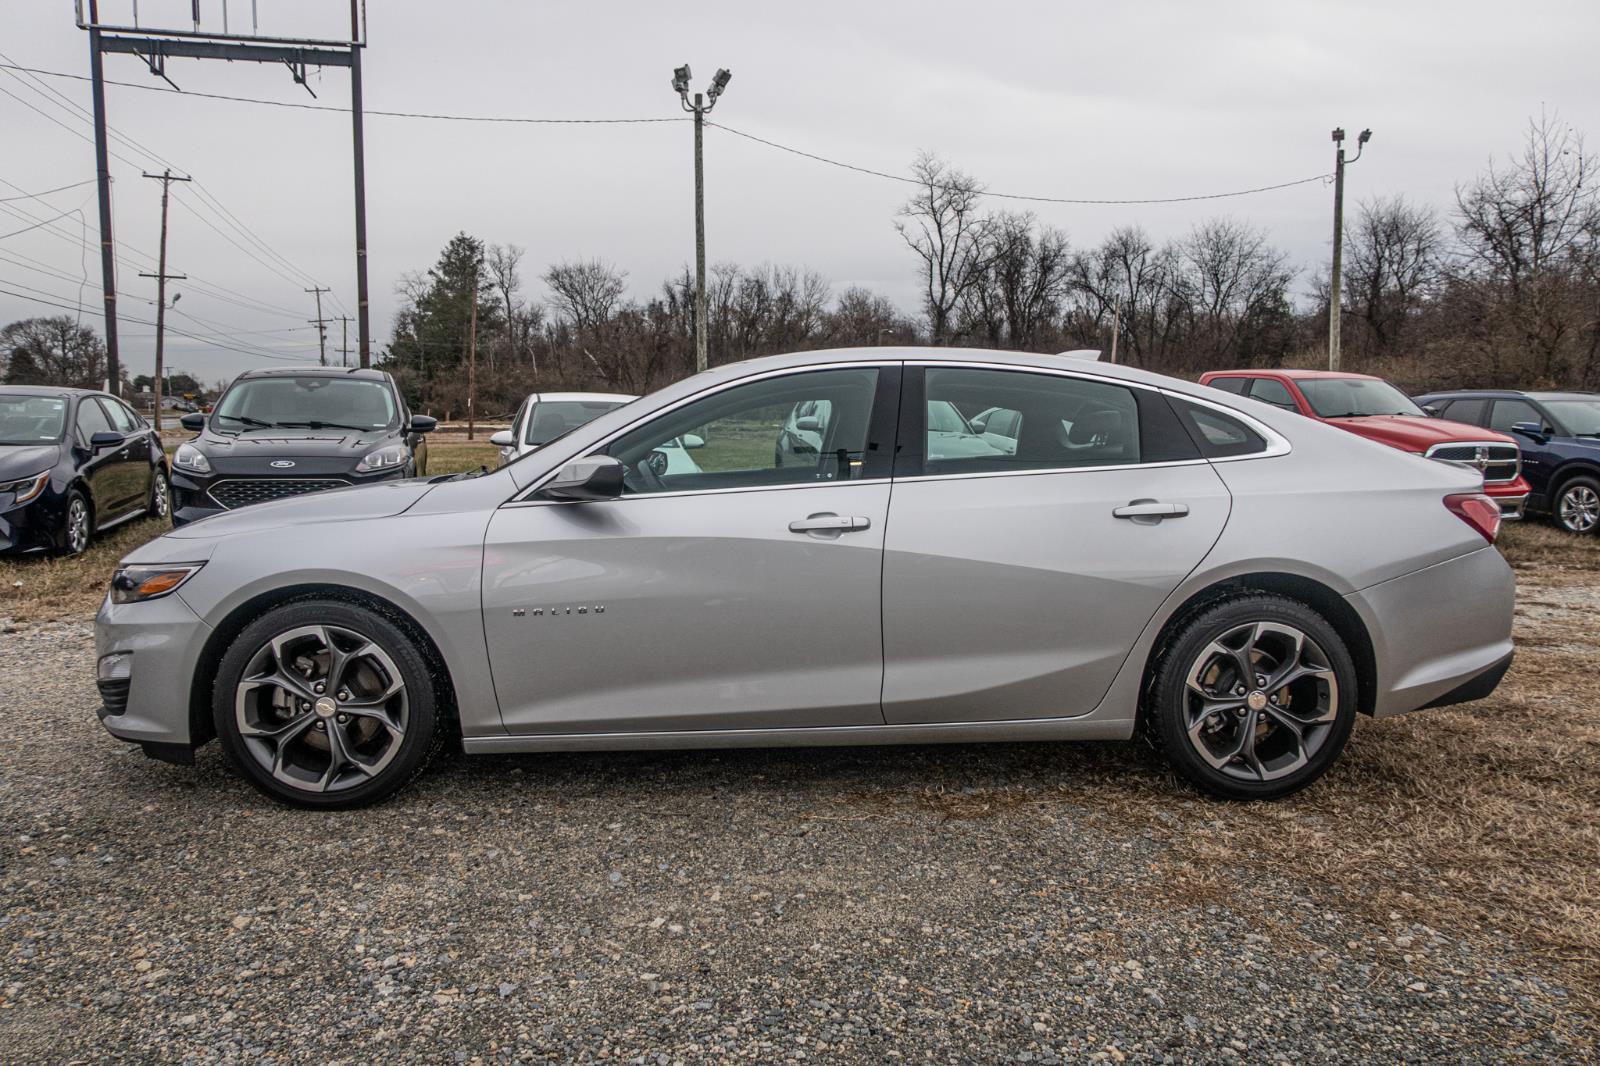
[489,430,514,448]
[794,416,822,433]
[1509,421,1548,442]
[89,431,123,450]
[538,455,624,501]
[179,412,206,432]
[1421,404,1439,417]
[410,414,438,433]
[680,432,705,450]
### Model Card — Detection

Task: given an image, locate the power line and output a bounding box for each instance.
[0,60,1333,206]
[0,178,98,202]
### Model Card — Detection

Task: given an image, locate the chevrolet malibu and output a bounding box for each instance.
[96,348,1516,808]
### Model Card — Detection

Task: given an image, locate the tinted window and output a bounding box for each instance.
[213,377,397,431]
[1437,398,1486,425]
[607,368,879,495]
[1248,378,1299,411]
[1208,377,1251,395]
[76,396,114,438]
[1540,398,1600,436]
[524,399,629,446]
[0,394,67,444]
[1171,398,1269,458]
[921,368,1141,474]
[1489,399,1543,434]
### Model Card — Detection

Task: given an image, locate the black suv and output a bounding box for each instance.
[170,367,435,526]
[0,386,169,555]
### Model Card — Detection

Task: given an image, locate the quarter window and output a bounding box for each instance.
[920,367,1142,474]
[1170,398,1269,458]
[606,368,880,495]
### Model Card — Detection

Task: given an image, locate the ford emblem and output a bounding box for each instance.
[270,460,296,469]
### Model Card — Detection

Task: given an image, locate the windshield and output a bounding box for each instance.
[1543,398,1600,436]
[524,400,628,446]
[927,400,976,434]
[0,394,67,445]
[1298,378,1425,419]
[212,377,397,433]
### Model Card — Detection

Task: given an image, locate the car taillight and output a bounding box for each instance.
[1445,492,1501,544]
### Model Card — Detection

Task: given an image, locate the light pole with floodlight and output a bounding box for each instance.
[673,64,732,373]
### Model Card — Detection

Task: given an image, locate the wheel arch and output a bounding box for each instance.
[1140,571,1378,720]
[1549,459,1600,501]
[186,583,461,749]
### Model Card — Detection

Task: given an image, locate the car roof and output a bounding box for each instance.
[1414,388,1528,398]
[1206,368,1384,382]
[1528,391,1600,402]
[0,385,102,399]
[235,366,389,381]
[529,392,636,403]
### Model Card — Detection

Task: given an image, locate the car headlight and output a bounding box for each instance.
[173,443,211,473]
[355,444,409,473]
[0,470,50,504]
[110,563,204,604]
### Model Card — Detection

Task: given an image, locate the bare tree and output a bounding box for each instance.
[960,212,1071,349]
[1171,218,1297,370]
[542,260,628,334]
[895,152,992,343]
[1,316,107,388]
[487,243,527,371]
[1342,196,1443,355]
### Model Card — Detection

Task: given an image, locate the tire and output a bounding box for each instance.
[1553,474,1600,535]
[146,466,171,521]
[1145,594,1358,800]
[213,599,441,808]
[60,490,92,556]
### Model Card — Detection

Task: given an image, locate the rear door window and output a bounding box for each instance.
[1208,377,1251,396]
[1437,398,1485,425]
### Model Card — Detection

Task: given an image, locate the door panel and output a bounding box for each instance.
[881,462,1231,724]
[482,483,890,734]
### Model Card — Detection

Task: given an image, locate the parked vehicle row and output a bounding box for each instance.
[95,347,1516,809]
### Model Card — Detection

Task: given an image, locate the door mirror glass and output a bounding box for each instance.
[489,430,514,448]
[180,412,206,432]
[680,432,705,450]
[793,416,822,433]
[410,414,438,433]
[538,455,625,501]
[1421,404,1439,417]
[89,430,123,450]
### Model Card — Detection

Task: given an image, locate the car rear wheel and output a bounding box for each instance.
[213,600,441,808]
[1555,475,1599,535]
[1146,594,1358,800]
[147,467,170,520]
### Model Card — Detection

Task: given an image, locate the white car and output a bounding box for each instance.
[491,392,636,465]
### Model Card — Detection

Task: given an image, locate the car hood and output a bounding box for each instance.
[0,443,61,479]
[193,428,396,474]
[1325,415,1515,451]
[163,478,437,539]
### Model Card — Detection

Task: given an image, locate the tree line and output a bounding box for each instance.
[4,113,1594,412]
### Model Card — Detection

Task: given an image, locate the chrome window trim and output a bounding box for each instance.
[507,357,1290,507]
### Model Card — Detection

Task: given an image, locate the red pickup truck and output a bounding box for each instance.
[1199,369,1530,518]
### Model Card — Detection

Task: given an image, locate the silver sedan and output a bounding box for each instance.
[95,348,1515,808]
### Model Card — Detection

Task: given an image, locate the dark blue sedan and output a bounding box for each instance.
[1413,389,1600,534]
[0,386,170,555]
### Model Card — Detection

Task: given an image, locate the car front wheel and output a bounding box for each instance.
[62,490,92,555]
[1555,475,1599,535]
[1146,594,1358,800]
[213,600,441,808]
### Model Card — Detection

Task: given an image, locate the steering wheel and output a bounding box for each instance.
[622,449,669,494]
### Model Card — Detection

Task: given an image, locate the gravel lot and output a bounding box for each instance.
[2,542,1596,1062]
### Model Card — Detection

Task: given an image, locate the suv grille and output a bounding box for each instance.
[1425,442,1521,484]
[209,478,349,510]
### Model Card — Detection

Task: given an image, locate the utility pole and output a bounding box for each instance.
[305,286,331,366]
[138,168,190,432]
[337,315,352,367]
[1109,293,1122,365]
[672,64,732,373]
[467,267,478,441]
[1327,127,1371,371]
[86,0,121,396]
[349,0,372,367]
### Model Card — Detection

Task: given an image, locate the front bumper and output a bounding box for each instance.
[1346,545,1516,717]
[0,494,64,554]
[171,467,410,526]
[1483,476,1531,520]
[94,590,212,756]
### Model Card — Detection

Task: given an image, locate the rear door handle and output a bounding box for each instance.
[1112,500,1190,520]
[789,513,871,534]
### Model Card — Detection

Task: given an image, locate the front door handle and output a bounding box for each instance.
[1112,499,1190,520]
[788,513,871,534]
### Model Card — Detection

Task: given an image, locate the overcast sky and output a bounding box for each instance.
[3,0,1599,383]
